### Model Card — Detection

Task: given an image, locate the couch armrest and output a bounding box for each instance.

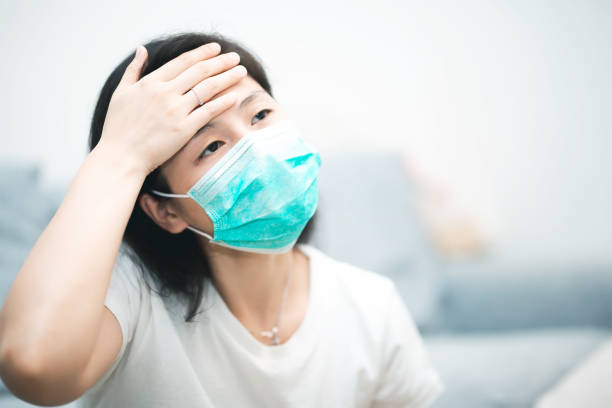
[435,259,612,333]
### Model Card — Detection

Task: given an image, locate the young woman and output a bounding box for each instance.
[0,31,444,407]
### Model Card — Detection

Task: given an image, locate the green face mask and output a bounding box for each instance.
[151,119,321,254]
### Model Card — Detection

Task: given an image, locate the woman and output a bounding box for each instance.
[0,31,444,407]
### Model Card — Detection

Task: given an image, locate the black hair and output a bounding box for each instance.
[88,30,318,322]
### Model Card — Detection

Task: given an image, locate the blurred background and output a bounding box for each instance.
[1,0,610,264]
[0,1,610,407]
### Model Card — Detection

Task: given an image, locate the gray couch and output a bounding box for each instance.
[1,153,611,407]
[310,151,612,408]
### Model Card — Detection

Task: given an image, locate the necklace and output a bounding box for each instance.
[247,255,293,346]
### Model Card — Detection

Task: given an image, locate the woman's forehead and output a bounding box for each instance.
[215,75,268,100]
[159,78,275,172]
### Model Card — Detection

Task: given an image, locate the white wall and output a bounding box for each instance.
[1,0,610,263]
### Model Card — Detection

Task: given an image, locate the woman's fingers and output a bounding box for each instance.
[118,45,148,88]
[184,92,238,137]
[170,51,241,94]
[98,42,246,174]
[144,42,222,83]
[184,64,248,113]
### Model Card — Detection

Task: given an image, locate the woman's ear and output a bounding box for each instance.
[138,193,188,234]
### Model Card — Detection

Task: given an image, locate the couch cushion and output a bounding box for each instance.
[0,163,40,186]
[425,327,611,408]
[309,150,444,331]
[438,259,612,332]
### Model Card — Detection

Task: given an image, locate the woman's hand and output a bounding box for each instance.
[97,42,247,175]
[0,41,248,405]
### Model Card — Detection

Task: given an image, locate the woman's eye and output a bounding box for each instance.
[198,141,223,160]
[196,109,272,161]
[252,109,272,125]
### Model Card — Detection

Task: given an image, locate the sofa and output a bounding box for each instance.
[1,152,611,407]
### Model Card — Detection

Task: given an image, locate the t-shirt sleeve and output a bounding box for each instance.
[371,281,445,408]
[95,243,145,384]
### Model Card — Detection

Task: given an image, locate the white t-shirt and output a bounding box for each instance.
[77,243,444,408]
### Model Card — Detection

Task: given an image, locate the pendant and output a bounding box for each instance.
[260,326,280,345]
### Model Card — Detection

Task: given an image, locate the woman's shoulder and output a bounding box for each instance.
[297,243,396,317]
[298,243,394,290]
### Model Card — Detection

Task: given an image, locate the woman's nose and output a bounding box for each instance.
[228,124,256,142]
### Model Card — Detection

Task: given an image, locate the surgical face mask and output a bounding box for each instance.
[150,119,321,254]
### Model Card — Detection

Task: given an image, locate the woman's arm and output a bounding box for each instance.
[0,142,146,405]
[0,41,245,405]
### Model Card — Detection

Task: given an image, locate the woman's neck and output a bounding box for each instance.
[203,243,307,329]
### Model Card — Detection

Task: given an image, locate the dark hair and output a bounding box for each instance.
[88,31,318,322]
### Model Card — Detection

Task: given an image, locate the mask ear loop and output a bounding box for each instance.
[150,189,190,198]
[185,225,214,241]
[149,189,214,241]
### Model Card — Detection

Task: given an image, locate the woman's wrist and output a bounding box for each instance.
[89,140,150,184]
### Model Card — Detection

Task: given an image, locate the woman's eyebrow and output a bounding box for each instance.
[238,89,268,111]
[187,89,267,144]
[180,122,215,155]
[181,89,269,154]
